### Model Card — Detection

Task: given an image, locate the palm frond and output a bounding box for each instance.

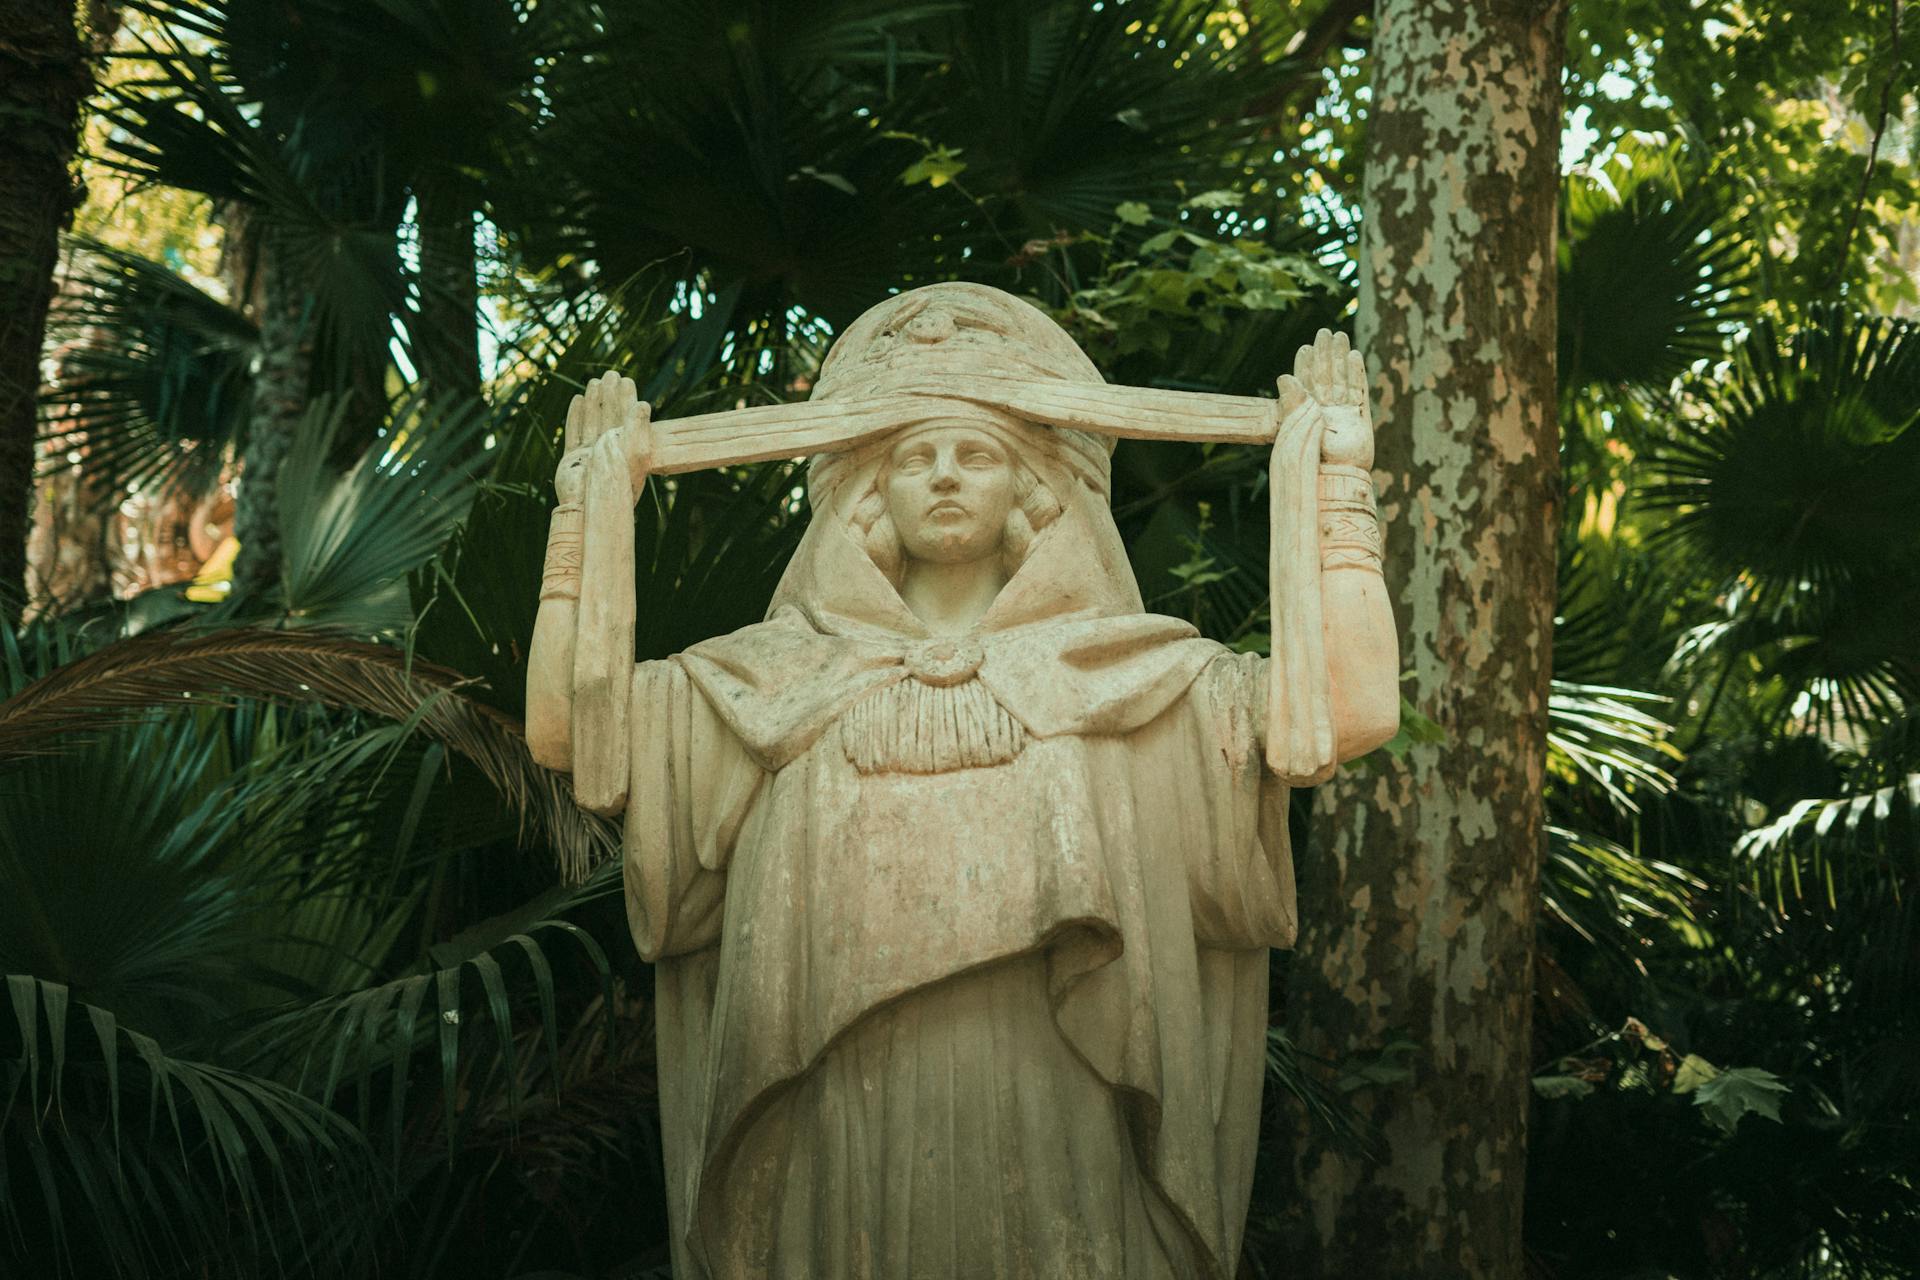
[4,976,383,1278]
[1543,824,1704,966]
[42,237,257,499]
[100,31,409,396]
[265,389,497,632]
[1640,308,1920,733]
[237,865,620,1158]
[1643,307,1920,596]
[1559,150,1757,399]
[1547,679,1682,815]
[0,628,617,877]
[0,713,299,1040]
[1736,774,1920,912]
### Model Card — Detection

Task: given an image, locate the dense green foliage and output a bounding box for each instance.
[4,2,1917,1276]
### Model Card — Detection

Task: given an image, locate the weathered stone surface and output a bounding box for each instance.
[528,283,1399,1276]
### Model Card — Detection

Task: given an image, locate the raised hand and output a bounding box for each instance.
[1276,329,1374,470]
[556,371,653,504]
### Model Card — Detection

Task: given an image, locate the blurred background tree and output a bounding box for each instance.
[1,1,1916,1277]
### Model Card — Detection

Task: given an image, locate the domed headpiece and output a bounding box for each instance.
[805,283,1117,501]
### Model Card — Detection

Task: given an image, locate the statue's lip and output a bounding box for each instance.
[927,500,969,516]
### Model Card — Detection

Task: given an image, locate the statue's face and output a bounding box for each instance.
[884,424,1017,566]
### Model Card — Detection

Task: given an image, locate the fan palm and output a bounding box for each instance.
[1642,308,1920,737]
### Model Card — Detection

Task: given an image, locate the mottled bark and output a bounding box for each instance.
[0,0,92,624]
[414,184,482,412]
[230,235,311,601]
[1276,2,1565,1277]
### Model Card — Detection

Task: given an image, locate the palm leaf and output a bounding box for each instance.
[4,976,383,1278]
[0,628,617,878]
[41,237,258,499]
[1641,308,1920,733]
[1736,774,1920,911]
[1560,152,1757,399]
[1548,679,1683,815]
[99,31,409,397]
[264,388,497,631]
[0,714,299,1042]
[237,865,620,1159]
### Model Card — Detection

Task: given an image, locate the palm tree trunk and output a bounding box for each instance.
[231,231,310,601]
[1275,1,1566,1275]
[0,0,92,625]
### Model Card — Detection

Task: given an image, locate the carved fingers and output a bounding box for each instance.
[557,371,653,503]
[1286,329,1365,408]
[1275,329,1373,469]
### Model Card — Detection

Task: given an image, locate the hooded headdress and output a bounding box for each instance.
[571,283,1335,808]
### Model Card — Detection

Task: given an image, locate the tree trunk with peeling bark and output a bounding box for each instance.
[1276,1,1565,1275]
[0,0,92,624]
[230,232,311,601]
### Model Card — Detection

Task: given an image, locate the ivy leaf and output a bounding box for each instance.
[900,146,967,188]
[1115,201,1152,226]
[1692,1066,1789,1135]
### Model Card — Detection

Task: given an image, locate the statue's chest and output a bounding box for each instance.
[782,733,1110,990]
[835,656,1029,776]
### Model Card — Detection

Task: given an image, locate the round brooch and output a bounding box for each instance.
[904,637,985,687]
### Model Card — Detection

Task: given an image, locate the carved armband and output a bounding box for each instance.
[1317,465,1383,571]
[541,504,585,601]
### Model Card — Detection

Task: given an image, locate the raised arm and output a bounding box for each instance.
[1275,331,1400,764]
[525,372,650,771]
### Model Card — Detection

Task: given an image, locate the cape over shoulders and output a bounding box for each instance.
[667,607,1241,770]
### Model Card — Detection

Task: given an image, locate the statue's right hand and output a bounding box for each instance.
[556,370,653,503]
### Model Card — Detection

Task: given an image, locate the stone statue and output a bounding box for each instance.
[526,283,1398,1279]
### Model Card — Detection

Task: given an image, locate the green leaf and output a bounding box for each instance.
[1139,228,1180,256]
[1185,188,1244,210]
[796,166,857,196]
[86,1004,120,1159]
[435,966,462,1154]
[1671,1053,1719,1095]
[1115,201,1152,226]
[1378,697,1447,758]
[1532,1074,1597,1101]
[1692,1066,1789,1135]
[899,145,967,188]
[471,952,519,1115]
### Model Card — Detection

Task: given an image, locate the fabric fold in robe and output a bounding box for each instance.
[626,647,1293,1279]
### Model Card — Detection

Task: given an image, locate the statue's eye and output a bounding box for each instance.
[895,451,932,473]
[963,450,1000,469]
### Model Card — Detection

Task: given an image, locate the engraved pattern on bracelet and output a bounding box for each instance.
[541,506,585,601]
[1319,507,1383,570]
[1317,466,1376,507]
[1322,542,1383,570]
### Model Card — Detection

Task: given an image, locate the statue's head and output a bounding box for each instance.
[768,282,1147,629]
[804,284,1100,584]
[829,418,1063,584]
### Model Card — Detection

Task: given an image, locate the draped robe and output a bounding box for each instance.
[606,479,1301,1279]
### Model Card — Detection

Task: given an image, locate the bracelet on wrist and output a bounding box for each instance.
[1316,468,1382,570]
[541,504,585,601]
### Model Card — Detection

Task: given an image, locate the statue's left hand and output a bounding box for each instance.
[556,371,654,502]
[1276,329,1373,470]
